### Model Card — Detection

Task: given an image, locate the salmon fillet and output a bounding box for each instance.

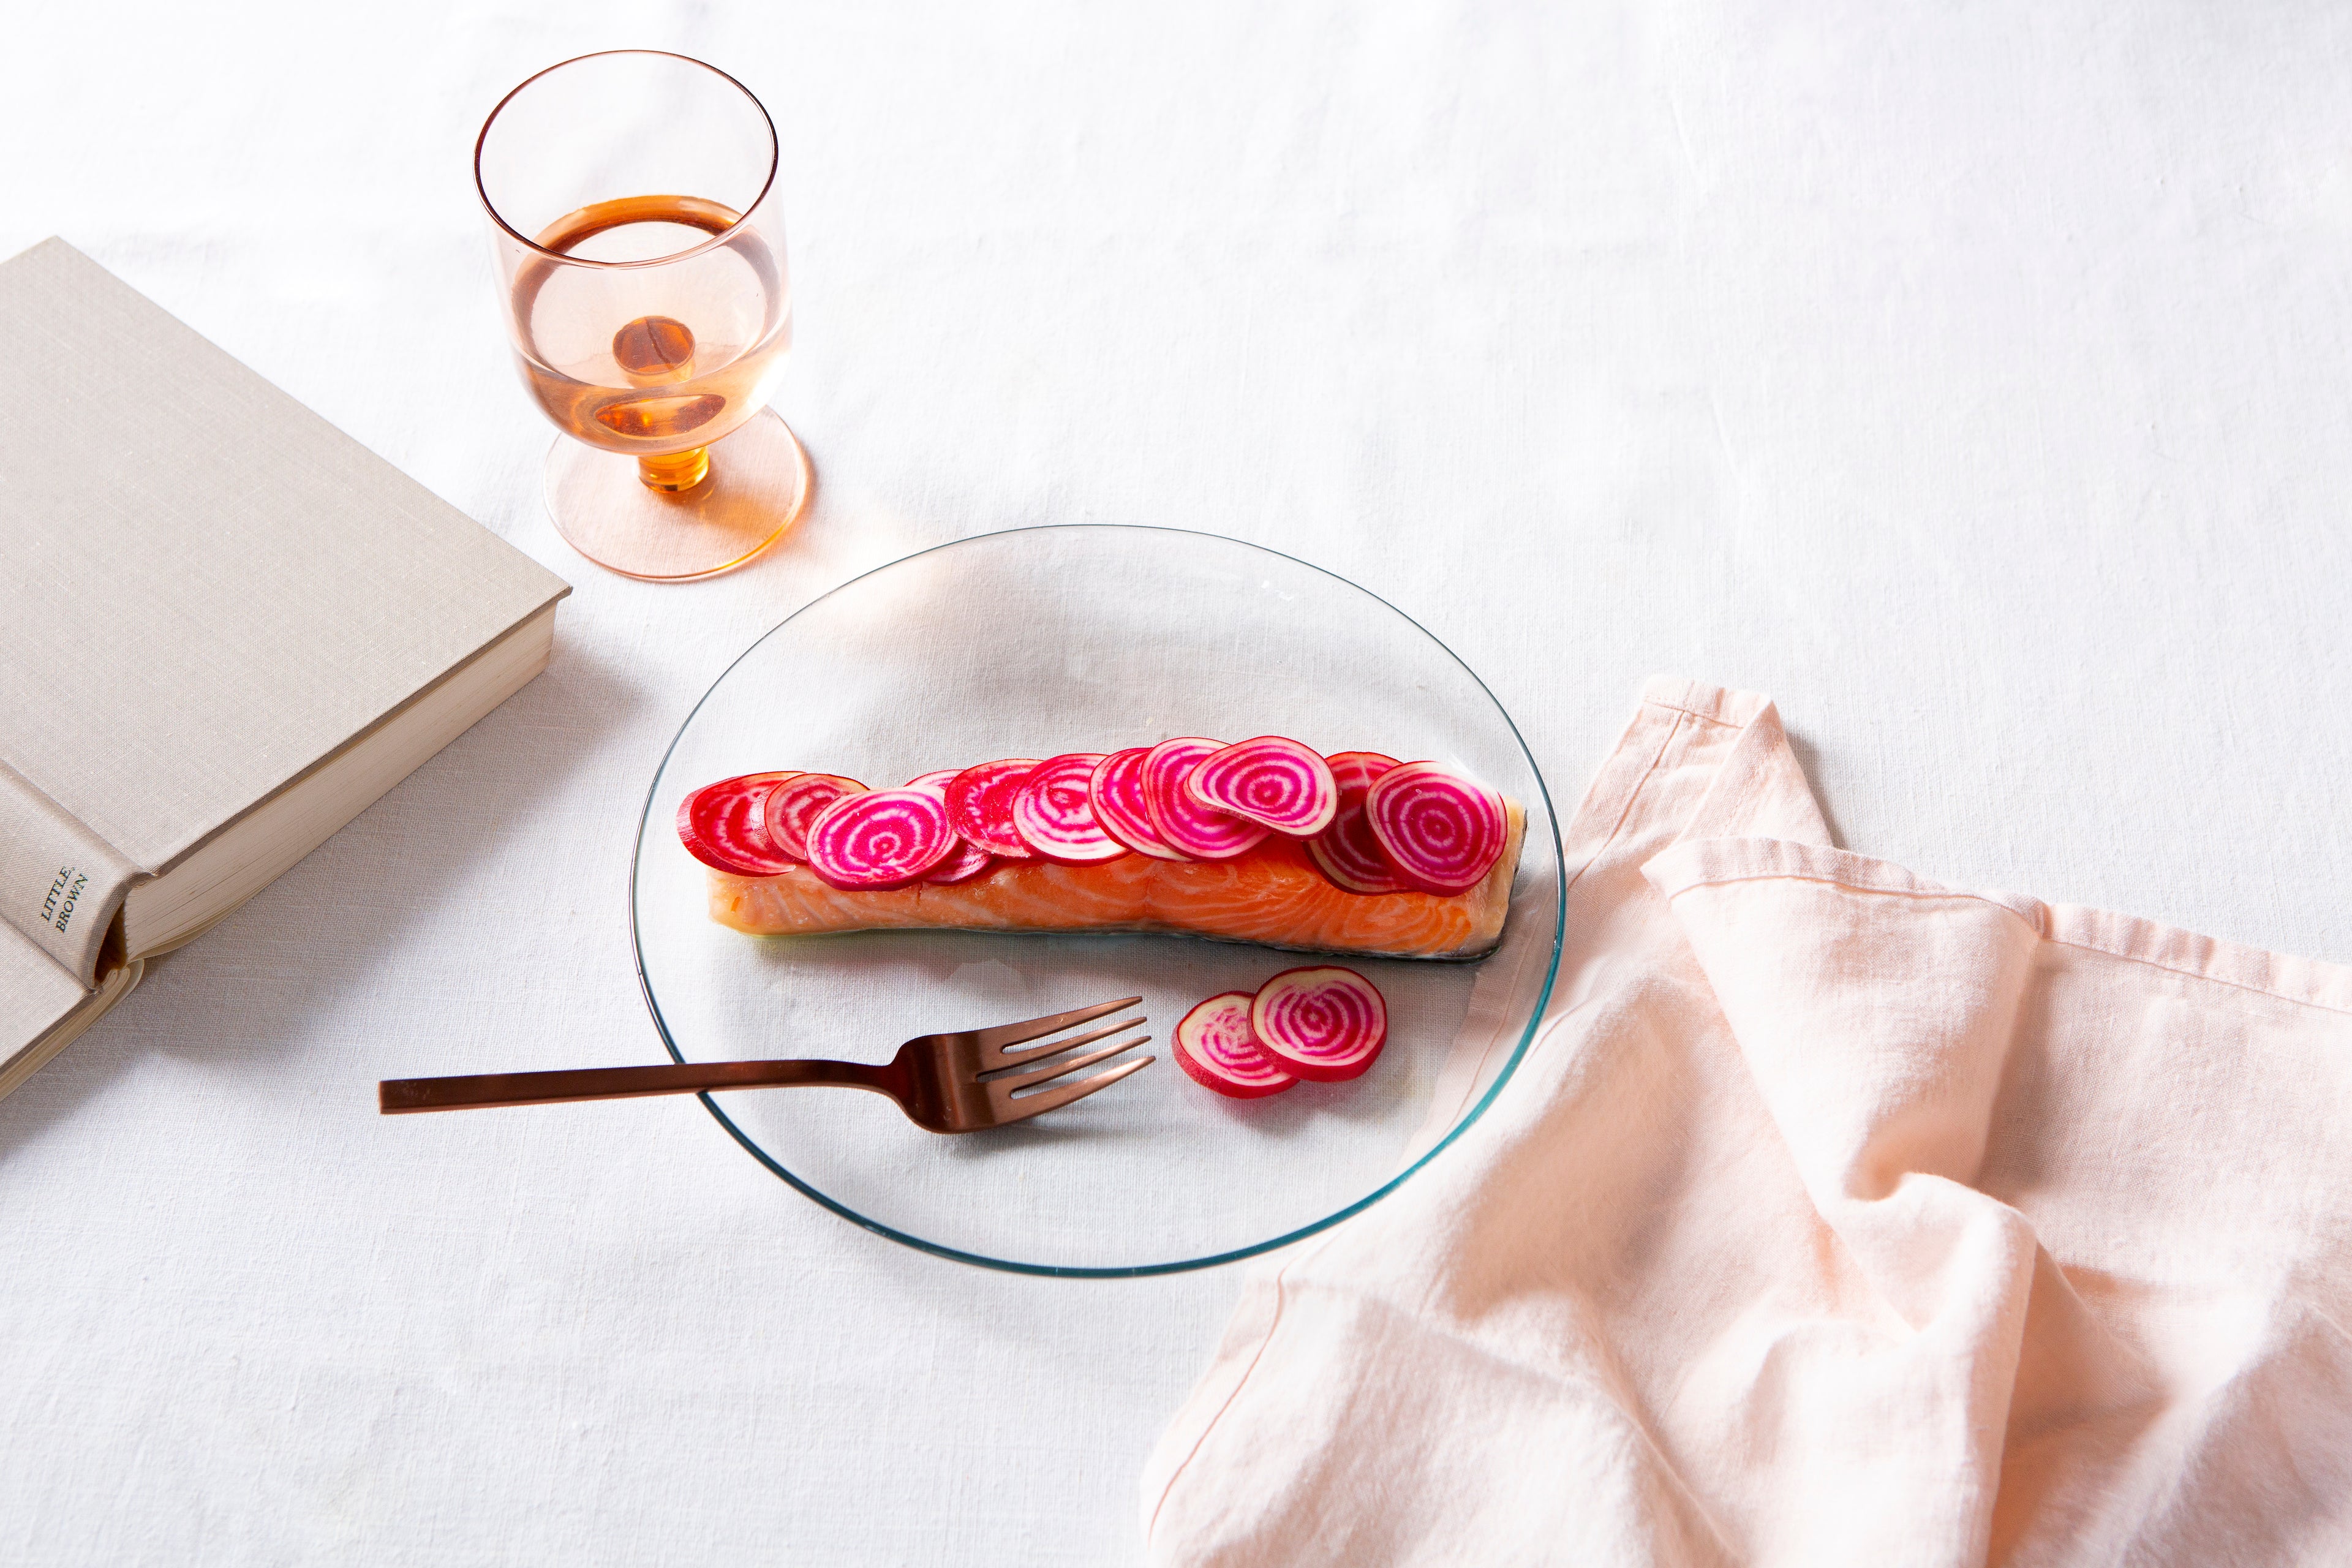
[707,800,1526,961]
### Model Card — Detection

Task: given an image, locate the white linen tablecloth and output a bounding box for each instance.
[5,2,2350,1562]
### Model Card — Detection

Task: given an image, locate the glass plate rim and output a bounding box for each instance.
[628,522,1568,1278]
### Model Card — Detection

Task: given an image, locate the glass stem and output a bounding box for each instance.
[638,447,710,492]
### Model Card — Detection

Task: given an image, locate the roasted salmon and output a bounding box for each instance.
[708,800,1525,960]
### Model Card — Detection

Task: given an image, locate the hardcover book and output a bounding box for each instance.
[0,238,571,1099]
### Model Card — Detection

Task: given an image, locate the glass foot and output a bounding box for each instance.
[543,407,810,582]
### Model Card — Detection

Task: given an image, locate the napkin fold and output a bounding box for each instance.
[1142,679,2352,1566]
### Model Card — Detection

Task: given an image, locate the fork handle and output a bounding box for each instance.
[379,1058,897,1114]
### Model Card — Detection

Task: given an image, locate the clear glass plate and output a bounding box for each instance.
[630,526,1564,1275]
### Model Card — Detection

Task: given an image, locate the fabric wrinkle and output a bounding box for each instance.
[1144,677,2352,1567]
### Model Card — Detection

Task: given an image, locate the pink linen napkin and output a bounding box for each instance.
[1142,678,2352,1566]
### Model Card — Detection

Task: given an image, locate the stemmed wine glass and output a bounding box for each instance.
[475,51,809,581]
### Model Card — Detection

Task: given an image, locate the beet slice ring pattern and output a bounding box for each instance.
[1185,736,1339,837]
[763,772,868,862]
[1088,747,1191,862]
[1174,992,1297,1099]
[1249,966,1388,1082]
[803,788,957,890]
[1304,750,1408,895]
[1364,761,1507,896]
[921,839,996,884]
[946,759,1041,859]
[1011,753,1130,865]
[903,768,961,799]
[677,771,803,875]
[901,769,995,883]
[1142,737,1270,861]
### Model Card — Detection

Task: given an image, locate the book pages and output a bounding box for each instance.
[0,919,96,1079]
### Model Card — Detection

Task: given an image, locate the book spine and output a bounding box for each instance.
[0,760,139,990]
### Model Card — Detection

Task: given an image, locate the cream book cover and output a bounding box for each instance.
[0,237,571,1098]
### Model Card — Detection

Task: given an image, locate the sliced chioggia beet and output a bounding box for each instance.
[1248,965,1387,1082]
[1174,992,1297,1098]
[1363,762,1507,896]
[945,759,1042,859]
[1088,747,1192,861]
[1304,751,1408,894]
[920,839,996,884]
[902,769,994,881]
[1141,737,1270,861]
[804,788,957,890]
[763,772,869,862]
[677,771,803,875]
[1011,753,1131,865]
[1185,736,1338,836]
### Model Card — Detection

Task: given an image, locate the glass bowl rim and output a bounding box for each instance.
[627,522,1569,1278]
[474,48,780,271]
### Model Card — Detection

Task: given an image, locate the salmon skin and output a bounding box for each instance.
[709,800,1526,962]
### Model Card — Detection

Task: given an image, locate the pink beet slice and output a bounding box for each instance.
[804,788,957,890]
[1185,736,1338,836]
[1011,753,1130,865]
[1174,992,1297,1099]
[1249,966,1387,1082]
[904,769,994,882]
[1304,751,1409,894]
[1364,762,1507,896]
[1141,737,1270,861]
[921,839,996,884]
[946,760,1042,859]
[677,771,802,876]
[764,773,869,862]
[1088,748,1191,861]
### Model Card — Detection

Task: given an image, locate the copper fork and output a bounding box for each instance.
[377,997,1152,1131]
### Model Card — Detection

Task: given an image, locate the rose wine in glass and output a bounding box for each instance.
[477,53,809,581]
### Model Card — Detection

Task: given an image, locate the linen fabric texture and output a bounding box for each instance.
[1142,678,2352,1566]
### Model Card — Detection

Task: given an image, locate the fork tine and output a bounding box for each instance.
[994,1035,1153,1094]
[995,1054,1156,1123]
[965,996,1142,1057]
[989,1016,1144,1068]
